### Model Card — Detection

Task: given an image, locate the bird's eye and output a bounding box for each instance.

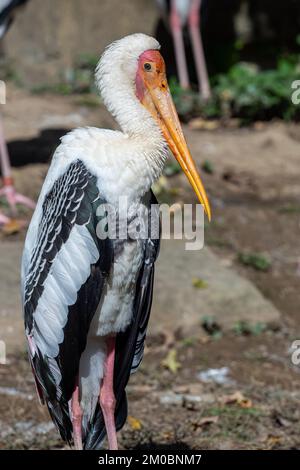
[144,63,152,71]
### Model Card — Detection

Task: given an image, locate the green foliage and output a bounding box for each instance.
[75,53,99,70]
[233,321,267,336]
[238,252,272,272]
[278,204,300,214]
[169,77,198,117]
[28,45,300,122]
[31,83,74,95]
[31,53,99,96]
[214,59,300,121]
[170,54,300,122]
[202,160,214,174]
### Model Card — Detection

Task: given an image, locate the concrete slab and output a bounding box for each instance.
[150,240,281,336]
[0,239,281,355]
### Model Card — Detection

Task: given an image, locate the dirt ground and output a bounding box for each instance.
[0,84,300,450]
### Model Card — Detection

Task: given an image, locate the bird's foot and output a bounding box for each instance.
[100,336,118,450]
[0,183,36,216]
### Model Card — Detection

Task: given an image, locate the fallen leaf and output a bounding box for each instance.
[265,435,282,449]
[2,219,24,235]
[192,278,208,289]
[220,391,252,408]
[127,416,142,431]
[199,416,219,426]
[162,431,173,440]
[161,349,181,374]
[192,415,219,430]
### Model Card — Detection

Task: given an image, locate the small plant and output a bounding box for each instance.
[169,47,300,122]
[238,252,271,271]
[169,77,198,118]
[31,52,100,96]
[214,58,300,121]
[202,160,214,174]
[278,204,300,214]
[181,337,197,347]
[233,321,267,336]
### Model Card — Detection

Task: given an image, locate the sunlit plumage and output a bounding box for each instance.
[21,33,210,450]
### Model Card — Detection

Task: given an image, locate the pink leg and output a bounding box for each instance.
[71,383,83,450]
[0,212,10,225]
[0,114,36,214]
[170,0,190,89]
[188,0,211,100]
[0,115,11,182]
[0,184,36,211]
[100,336,118,450]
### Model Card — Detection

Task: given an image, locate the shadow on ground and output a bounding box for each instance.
[6,129,69,168]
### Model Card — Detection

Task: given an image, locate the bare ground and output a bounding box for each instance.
[0,84,300,450]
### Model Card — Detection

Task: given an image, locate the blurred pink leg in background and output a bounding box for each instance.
[170,0,190,89]
[0,114,35,221]
[188,0,211,100]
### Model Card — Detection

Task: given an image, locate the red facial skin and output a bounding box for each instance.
[134,49,212,221]
[135,50,166,101]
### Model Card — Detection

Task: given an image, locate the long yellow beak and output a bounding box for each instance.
[143,80,211,221]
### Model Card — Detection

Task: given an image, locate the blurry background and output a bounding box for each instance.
[0,0,300,450]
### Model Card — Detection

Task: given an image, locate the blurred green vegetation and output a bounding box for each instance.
[169,53,300,123]
[232,320,267,336]
[31,53,99,96]
[13,39,300,123]
[238,252,272,271]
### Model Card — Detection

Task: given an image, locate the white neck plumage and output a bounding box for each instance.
[95,34,169,197]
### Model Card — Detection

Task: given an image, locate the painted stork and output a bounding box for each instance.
[0,0,34,227]
[156,0,211,99]
[21,34,211,450]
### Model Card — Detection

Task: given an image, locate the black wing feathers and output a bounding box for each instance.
[24,160,99,333]
[24,159,113,444]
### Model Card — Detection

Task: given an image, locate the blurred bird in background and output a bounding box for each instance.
[22,34,210,450]
[0,0,28,37]
[0,0,35,227]
[155,0,211,99]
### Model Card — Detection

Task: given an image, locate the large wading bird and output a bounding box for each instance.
[156,0,211,99]
[0,0,34,227]
[21,34,211,450]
